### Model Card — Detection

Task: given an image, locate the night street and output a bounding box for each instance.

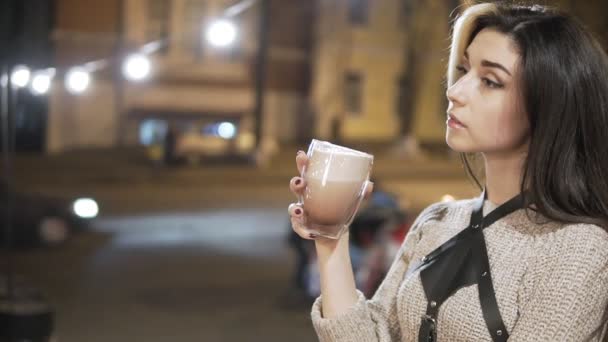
[2,0,608,340]
[6,149,475,341]
[11,207,315,342]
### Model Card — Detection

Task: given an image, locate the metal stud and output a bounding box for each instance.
[430,301,437,308]
[472,223,480,229]
[421,256,428,262]
[496,330,503,336]
[482,271,488,277]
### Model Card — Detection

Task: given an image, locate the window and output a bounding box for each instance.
[146,0,170,54]
[344,72,363,115]
[348,0,369,26]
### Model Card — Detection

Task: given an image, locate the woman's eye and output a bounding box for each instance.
[482,78,503,89]
[455,65,468,74]
[455,65,503,89]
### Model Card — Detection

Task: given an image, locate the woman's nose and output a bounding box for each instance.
[446,82,465,106]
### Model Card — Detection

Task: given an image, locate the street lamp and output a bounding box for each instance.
[72,198,99,219]
[30,69,54,95]
[65,67,91,94]
[204,0,268,162]
[205,19,238,48]
[10,65,30,88]
[122,53,151,81]
[218,122,237,139]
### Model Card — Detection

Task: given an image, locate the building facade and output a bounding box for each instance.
[310,0,454,148]
[47,0,315,155]
[46,0,608,155]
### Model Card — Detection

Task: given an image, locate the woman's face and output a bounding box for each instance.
[446,28,530,156]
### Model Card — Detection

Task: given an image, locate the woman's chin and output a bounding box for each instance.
[446,136,476,153]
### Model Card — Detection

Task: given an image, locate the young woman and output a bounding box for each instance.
[287,2,608,341]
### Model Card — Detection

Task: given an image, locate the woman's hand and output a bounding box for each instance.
[287,150,374,241]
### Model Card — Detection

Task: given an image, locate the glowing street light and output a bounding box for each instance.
[30,70,54,95]
[205,19,238,47]
[218,122,236,139]
[11,65,31,88]
[72,198,99,219]
[65,67,91,94]
[122,53,151,81]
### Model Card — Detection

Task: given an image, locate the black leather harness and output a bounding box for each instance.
[409,190,526,342]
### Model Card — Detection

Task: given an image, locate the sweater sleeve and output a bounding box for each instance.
[509,224,608,341]
[310,202,445,342]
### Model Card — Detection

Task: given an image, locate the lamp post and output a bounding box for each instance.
[253,0,269,159]
[0,2,55,338]
[204,0,270,164]
[114,0,126,147]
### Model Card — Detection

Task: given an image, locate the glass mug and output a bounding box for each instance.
[298,139,374,239]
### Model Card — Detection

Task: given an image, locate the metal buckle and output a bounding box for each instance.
[421,314,436,326]
[420,314,437,342]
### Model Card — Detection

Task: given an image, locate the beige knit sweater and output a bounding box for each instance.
[311,198,608,341]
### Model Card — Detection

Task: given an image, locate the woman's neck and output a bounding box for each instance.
[482,149,527,205]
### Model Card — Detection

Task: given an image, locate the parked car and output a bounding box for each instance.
[0,182,99,247]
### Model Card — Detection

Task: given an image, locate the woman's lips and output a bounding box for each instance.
[447,114,466,128]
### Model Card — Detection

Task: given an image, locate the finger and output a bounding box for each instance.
[296,150,309,175]
[288,202,304,218]
[363,181,374,200]
[289,176,307,196]
[291,216,320,240]
[288,203,319,240]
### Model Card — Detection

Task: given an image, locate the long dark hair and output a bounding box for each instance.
[448,3,608,230]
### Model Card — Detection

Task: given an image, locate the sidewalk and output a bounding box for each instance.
[10,144,465,188]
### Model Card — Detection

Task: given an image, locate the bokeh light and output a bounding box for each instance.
[206,19,238,47]
[73,198,99,219]
[65,67,91,94]
[11,65,31,88]
[123,54,151,81]
[30,70,53,95]
[218,122,237,139]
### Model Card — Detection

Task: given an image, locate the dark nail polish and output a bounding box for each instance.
[295,179,302,186]
[309,233,317,239]
[294,208,302,215]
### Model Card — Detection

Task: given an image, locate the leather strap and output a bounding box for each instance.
[476,230,508,341]
[472,190,524,342]
[419,301,439,342]
[416,189,525,342]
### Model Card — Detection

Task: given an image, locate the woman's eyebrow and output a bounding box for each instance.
[464,50,512,77]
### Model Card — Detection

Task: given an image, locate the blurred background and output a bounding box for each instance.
[0,0,607,341]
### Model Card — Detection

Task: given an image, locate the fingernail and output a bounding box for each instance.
[295,178,302,186]
[294,208,302,215]
[309,233,317,239]
[297,150,305,156]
